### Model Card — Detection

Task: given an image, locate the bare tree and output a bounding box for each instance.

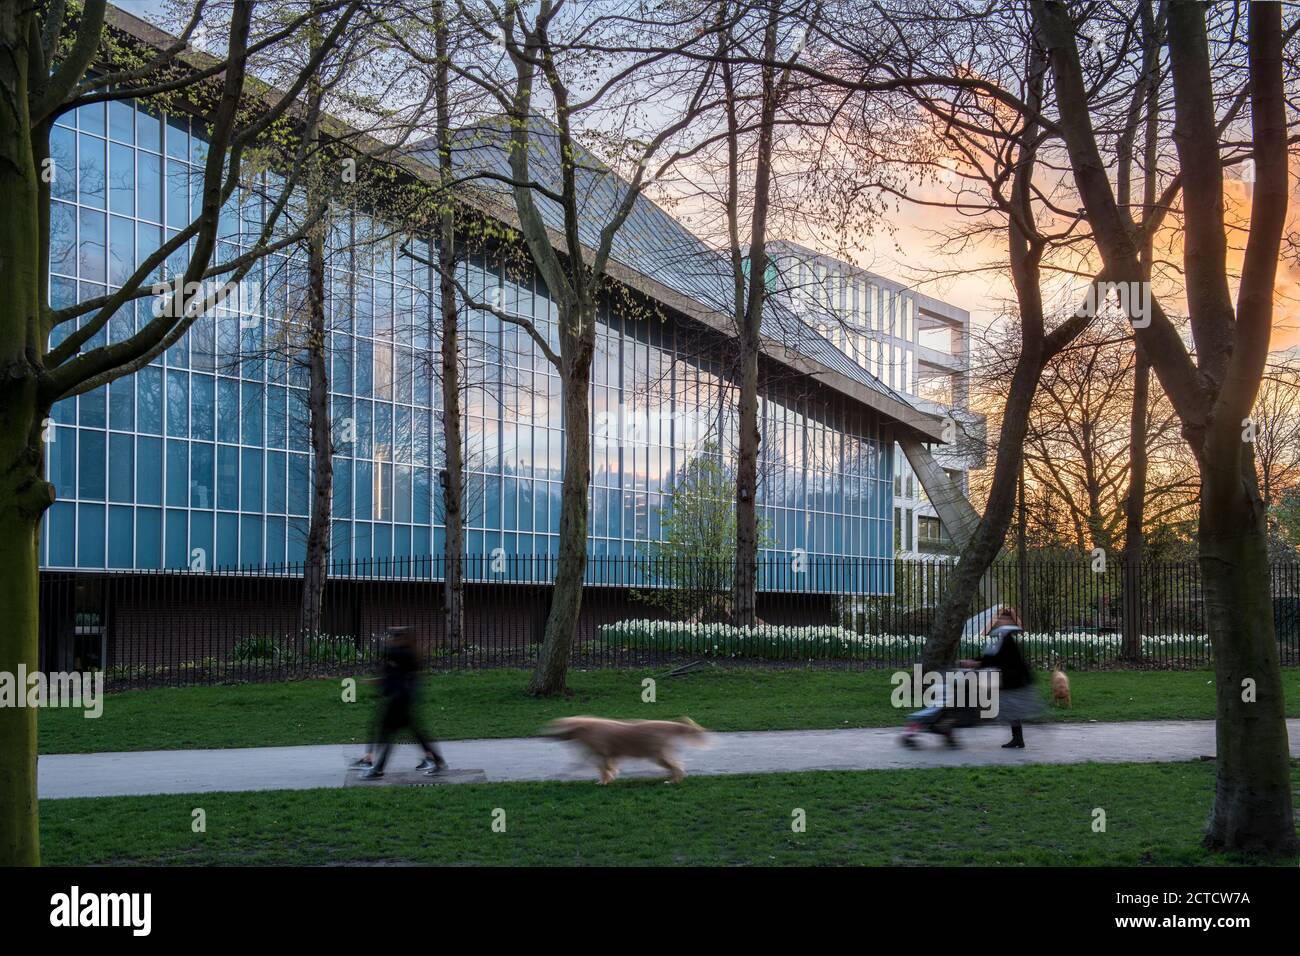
[715,0,813,625]
[364,0,477,647]
[1032,0,1298,854]
[0,0,361,866]
[431,0,467,646]
[973,317,1196,554]
[224,0,443,635]
[1254,364,1300,511]
[746,2,1196,677]
[401,0,724,694]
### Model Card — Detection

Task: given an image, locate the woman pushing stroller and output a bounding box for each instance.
[960,606,1042,748]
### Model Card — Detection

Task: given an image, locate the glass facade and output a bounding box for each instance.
[41,98,896,588]
[771,243,973,559]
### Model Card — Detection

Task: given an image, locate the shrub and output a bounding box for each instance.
[303,635,366,664]
[232,635,293,663]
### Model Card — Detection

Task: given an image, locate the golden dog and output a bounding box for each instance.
[1050,664,1072,708]
[543,716,711,784]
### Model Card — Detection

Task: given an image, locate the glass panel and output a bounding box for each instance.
[77,503,105,567]
[108,433,133,503]
[166,439,188,507]
[190,441,214,509]
[108,506,134,567]
[50,202,76,276]
[241,448,263,512]
[135,507,162,568]
[76,430,105,499]
[78,132,106,208]
[165,509,188,568]
[138,151,162,222]
[217,444,239,510]
[109,99,134,143]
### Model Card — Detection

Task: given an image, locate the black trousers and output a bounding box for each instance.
[372,695,441,772]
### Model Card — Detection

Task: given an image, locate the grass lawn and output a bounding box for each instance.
[38,760,1300,866]
[39,666,1300,755]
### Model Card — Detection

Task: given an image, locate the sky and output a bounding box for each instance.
[118,0,167,18]
[117,0,168,22]
[117,0,1300,361]
[835,171,1300,359]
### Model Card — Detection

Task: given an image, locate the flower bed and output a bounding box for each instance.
[597,619,1215,665]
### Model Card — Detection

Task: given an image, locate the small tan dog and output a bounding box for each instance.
[1050,662,1072,708]
[543,716,711,784]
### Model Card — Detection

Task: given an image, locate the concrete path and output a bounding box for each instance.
[38,718,1300,800]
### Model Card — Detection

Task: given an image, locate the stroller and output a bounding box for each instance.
[899,669,987,749]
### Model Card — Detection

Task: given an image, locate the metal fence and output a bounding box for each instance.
[37,555,1300,688]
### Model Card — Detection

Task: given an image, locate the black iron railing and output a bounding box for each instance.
[36,555,1300,687]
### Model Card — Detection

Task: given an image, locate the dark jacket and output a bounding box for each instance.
[979,626,1034,690]
[380,642,420,700]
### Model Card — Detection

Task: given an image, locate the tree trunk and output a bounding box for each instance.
[0,242,46,871]
[0,57,51,861]
[1200,449,1298,853]
[732,334,759,626]
[433,3,464,649]
[528,312,593,696]
[1121,346,1149,660]
[1016,467,1028,611]
[300,229,332,639]
[728,6,779,629]
[921,349,1041,672]
[1122,22,1157,660]
[299,2,330,641]
[0,437,47,868]
[438,236,464,648]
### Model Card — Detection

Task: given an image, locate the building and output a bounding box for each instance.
[767,242,984,557]
[39,37,945,608]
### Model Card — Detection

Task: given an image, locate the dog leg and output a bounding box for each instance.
[657,755,685,784]
[598,758,616,784]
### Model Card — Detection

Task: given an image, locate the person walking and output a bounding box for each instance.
[355,627,446,779]
[963,606,1041,748]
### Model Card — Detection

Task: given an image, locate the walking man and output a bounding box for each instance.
[355,627,446,779]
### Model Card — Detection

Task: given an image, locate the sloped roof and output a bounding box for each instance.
[408,118,943,440]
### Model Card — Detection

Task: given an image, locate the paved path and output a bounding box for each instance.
[38,718,1300,800]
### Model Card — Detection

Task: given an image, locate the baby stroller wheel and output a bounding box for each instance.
[900,732,918,749]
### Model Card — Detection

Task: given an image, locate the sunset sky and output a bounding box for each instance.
[754,168,1300,363]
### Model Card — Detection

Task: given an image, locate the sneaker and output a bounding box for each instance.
[417,757,447,773]
[359,766,384,780]
[1001,739,1025,749]
[350,757,373,769]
